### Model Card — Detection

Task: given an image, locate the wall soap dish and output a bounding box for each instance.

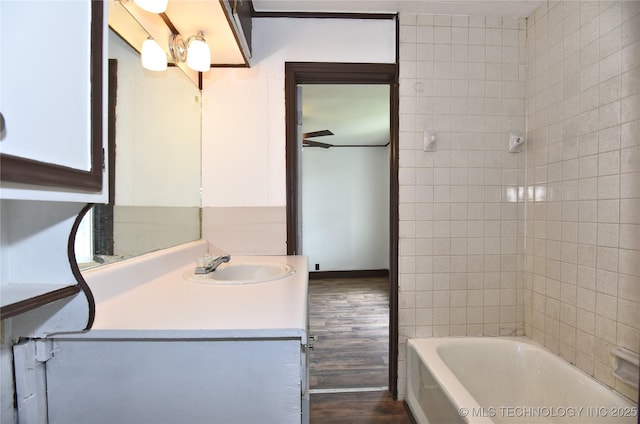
[611,347,639,388]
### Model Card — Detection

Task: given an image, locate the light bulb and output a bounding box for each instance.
[187,33,211,72]
[141,38,167,71]
[133,0,168,13]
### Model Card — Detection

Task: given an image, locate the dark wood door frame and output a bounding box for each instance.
[284,61,400,398]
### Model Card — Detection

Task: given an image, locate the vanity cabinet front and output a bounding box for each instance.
[16,336,309,424]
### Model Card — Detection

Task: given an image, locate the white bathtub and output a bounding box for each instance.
[406,337,637,424]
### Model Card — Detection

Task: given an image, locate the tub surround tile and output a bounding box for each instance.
[399,0,638,403]
[525,0,639,402]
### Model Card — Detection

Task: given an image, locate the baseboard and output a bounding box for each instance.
[309,269,389,280]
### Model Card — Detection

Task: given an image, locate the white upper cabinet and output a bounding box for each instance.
[1,1,106,322]
[0,0,108,203]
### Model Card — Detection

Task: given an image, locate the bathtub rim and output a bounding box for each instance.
[407,336,498,424]
[405,336,636,424]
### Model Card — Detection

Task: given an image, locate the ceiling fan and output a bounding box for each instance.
[302,129,391,148]
[302,130,334,148]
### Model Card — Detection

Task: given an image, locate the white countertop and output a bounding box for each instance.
[69,242,309,341]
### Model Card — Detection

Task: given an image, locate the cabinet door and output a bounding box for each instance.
[43,338,303,424]
[0,0,106,199]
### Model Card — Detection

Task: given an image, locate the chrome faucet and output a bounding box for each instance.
[194,254,231,274]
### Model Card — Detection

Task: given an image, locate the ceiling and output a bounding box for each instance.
[252,0,543,18]
[301,85,390,148]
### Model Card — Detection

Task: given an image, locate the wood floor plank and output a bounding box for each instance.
[308,277,390,389]
[310,391,413,424]
[308,277,414,422]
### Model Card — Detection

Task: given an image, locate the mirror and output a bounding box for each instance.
[75,22,202,269]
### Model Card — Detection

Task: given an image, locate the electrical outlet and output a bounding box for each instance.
[315,264,319,271]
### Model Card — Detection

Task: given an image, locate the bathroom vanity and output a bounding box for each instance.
[13,241,310,424]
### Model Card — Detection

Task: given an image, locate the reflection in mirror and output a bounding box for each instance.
[75,29,202,270]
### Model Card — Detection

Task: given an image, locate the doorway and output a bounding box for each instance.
[284,62,399,397]
[300,83,390,272]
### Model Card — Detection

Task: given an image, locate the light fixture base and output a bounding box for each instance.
[169,34,187,64]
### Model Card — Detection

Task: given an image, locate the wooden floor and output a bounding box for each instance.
[308,277,390,389]
[308,277,413,423]
[310,391,414,424]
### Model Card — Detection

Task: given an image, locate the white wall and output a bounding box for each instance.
[302,147,390,271]
[200,17,395,253]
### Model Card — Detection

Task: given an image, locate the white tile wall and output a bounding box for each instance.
[397,12,527,397]
[525,0,639,402]
[398,1,639,402]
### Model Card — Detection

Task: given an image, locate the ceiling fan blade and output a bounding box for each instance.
[302,129,334,138]
[302,139,332,148]
[332,141,391,148]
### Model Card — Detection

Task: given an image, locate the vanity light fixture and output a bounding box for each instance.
[141,37,167,71]
[133,0,168,13]
[169,32,211,73]
[186,32,211,72]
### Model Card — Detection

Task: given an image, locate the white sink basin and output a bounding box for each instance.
[184,262,295,285]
